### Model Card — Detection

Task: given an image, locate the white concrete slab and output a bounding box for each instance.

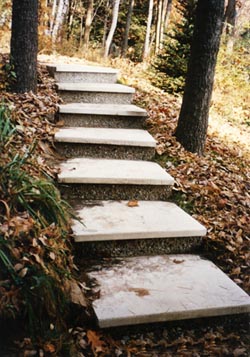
[55,128,156,147]
[57,82,135,93]
[72,201,206,242]
[48,64,119,74]
[58,158,174,185]
[87,254,250,328]
[59,103,147,117]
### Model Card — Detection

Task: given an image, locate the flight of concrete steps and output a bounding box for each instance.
[48,63,250,328]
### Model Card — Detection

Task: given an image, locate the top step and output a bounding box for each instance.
[46,64,119,83]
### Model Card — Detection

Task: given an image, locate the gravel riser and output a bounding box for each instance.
[58,114,146,129]
[60,183,172,201]
[55,72,117,83]
[58,91,133,104]
[75,236,202,258]
[55,142,155,160]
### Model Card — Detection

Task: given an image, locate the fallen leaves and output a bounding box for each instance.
[127,200,139,207]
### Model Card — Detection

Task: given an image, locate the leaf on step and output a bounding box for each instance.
[127,200,139,207]
[173,259,185,264]
[128,287,150,297]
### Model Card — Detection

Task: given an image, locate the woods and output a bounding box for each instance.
[0,0,250,354]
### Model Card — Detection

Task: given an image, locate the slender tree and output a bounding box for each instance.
[10,0,38,93]
[143,0,154,59]
[104,0,121,57]
[121,0,135,57]
[82,0,94,49]
[175,0,225,155]
[51,0,70,48]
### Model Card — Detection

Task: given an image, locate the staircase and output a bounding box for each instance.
[48,63,250,328]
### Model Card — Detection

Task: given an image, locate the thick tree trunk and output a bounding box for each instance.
[10,0,38,93]
[175,0,225,156]
[104,0,120,57]
[82,0,94,49]
[121,0,134,57]
[143,0,154,60]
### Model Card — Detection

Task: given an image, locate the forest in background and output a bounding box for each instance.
[0,0,250,355]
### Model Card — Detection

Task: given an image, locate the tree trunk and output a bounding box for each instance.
[155,0,163,54]
[160,0,172,45]
[82,0,94,49]
[50,0,57,34]
[10,0,38,93]
[175,0,225,156]
[51,0,70,47]
[224,0,236,52]
[143,0,154,60]
[104,0,121,57]
[121,0,134,57]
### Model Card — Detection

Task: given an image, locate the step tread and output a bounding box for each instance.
[55,128,156,147]
[72,200,206,242]
[47,64,119,74]
[57,82,135,93]
[59,103,147,116]
[58,158,174,185]
[87,254,250,328]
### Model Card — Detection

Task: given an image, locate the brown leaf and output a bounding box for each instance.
[173,259,185,264]
[87,330,106,354]
[70,281,87,307]
[127,200,139,207]
[43,343,56,353]
[128,287,150,297]
[233,347,247,357]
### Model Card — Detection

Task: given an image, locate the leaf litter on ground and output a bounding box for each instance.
[0,54,249,355]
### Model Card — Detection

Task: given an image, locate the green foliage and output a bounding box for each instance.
[151,0,197,93]
[0,104,74,335]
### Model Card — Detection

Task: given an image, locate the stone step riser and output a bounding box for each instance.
[58,113,146,129]
[55,142,155,160]
[58,90,133,105]
[75,236,202,258]
[60,183,172,201]
[54,72,118,84]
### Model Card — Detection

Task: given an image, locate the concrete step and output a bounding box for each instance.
[58,158,174,200]
[47,64,119,83]
[57,83,135,104]
[72,200,206,257]
[58,103,147,129]
[86,254,250,328]
[54,128,156,160]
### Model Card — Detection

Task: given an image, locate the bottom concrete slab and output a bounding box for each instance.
[87,255,250,328]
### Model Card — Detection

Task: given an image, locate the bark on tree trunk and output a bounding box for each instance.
[10,0,38,93]
[121,0,134,57]
[175,0,225,156]
[143,0,154,60]
[104,0,120,57]
[82,0,94,49]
